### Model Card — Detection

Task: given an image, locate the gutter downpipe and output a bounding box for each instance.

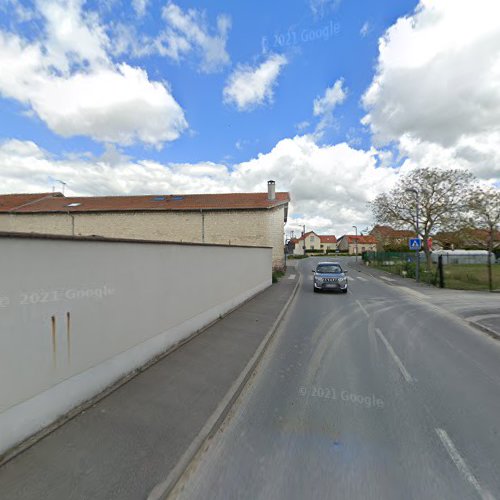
[200,209,205,243]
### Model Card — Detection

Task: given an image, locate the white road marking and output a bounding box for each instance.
[375,328,413,383]
[435,428,491,500]
[355,300,369,318]
[356,276,368,282]
[288,274,296,280]
[380,276,396,282]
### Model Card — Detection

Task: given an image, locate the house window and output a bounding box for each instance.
[310,236,314,242]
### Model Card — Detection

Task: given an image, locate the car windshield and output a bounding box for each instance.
[317,265,342,274]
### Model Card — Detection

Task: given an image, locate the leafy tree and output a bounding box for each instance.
[371,167,474,267]
[467,186,500,291]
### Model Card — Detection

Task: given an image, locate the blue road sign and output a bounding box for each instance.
[409,238,421,250]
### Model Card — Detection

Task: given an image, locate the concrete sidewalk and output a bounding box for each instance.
[349,261,500,339]
[0,270,300,500]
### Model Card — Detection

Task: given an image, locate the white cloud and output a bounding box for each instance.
[0,1,187,146]
[0,0,37,22]
[0,135,399,235]
[33,64,187,145]
[309,0,341,18]
[313,79,347,117]
[360,21,371,37]
[159,2,231,73]
[362,0,500,178]
[312,78,347,135]
[132,0,147,17]
[223,54,288,111]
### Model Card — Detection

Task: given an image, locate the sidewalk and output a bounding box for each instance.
[0,270,300,500]
[350,261,500,339]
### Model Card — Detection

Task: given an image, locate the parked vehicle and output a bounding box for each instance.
[312,261,348,293]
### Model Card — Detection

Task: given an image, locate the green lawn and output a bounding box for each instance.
[371,261,500,291]
[442,263,500,291]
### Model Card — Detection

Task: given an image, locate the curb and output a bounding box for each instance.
[466,320,500,341]
[148,275,302,500]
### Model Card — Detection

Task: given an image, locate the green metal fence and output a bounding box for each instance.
[363,251,499,291]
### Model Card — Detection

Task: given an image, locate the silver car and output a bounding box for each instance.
[312,261,348,293]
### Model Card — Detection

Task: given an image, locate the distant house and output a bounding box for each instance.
[337,234,377,255]
[0,181,290,270]
[291,231,337,255]
[434,228,500,251]
[370,225,414,251]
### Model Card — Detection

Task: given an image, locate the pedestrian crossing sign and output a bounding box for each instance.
[409,238,421,250]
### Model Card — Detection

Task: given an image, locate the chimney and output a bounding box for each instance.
[267,180,276,201]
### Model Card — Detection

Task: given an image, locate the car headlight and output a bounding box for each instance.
[315,276,323,283]
[338,277,346,282]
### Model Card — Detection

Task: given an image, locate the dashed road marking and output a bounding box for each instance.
[380,276,396,282]
[288,274,296,280]
[435,428,491,500]
[355,300,369,318]
[375,328,414,383]
[356,276,368,282]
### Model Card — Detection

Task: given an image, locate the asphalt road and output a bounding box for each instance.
[170,256,500,500]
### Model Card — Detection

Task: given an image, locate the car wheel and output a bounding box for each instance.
[342,288,348,294]
[313,287,319,293]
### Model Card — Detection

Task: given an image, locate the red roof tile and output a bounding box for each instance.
[342,235,377,244]
[296,231,337,243]
[319,235,337,243]
[371,225,414,238]
[2,192,290,213]
[0,192,63,212]
[297,231,316,241]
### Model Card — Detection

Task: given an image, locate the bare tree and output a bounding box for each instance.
[468,186,500,291]
[371,168,474,267]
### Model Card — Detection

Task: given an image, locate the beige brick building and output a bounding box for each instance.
[337,234,377,255]
[0,182,290,269]
[291,231,337,255]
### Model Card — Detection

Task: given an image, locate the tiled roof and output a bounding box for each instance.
[319,235,337,243]
[0,192,63,212]
[1,192,290,213]
[371,225,414,238]
[340,235,377,244]
[296,231,336,243]
[296,231,315,241]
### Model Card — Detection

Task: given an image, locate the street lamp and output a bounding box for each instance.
[352,225,358,262]
[405,188,420,283]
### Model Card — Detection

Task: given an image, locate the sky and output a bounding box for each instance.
[0,0,499,237]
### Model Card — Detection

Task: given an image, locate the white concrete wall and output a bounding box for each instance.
[0,234,271,456]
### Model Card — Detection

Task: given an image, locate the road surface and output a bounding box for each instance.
[170,256,500,500]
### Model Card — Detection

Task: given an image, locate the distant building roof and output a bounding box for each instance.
[371,225,414,238]
[296,231,336,243]
[0,192,290,214]
[319,235,337,243]
[296,231,316,241]
[0,192,63,212]
[339,234,377,244]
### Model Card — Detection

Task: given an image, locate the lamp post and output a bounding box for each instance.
[406,188,420,283]
[352,225,358,262]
